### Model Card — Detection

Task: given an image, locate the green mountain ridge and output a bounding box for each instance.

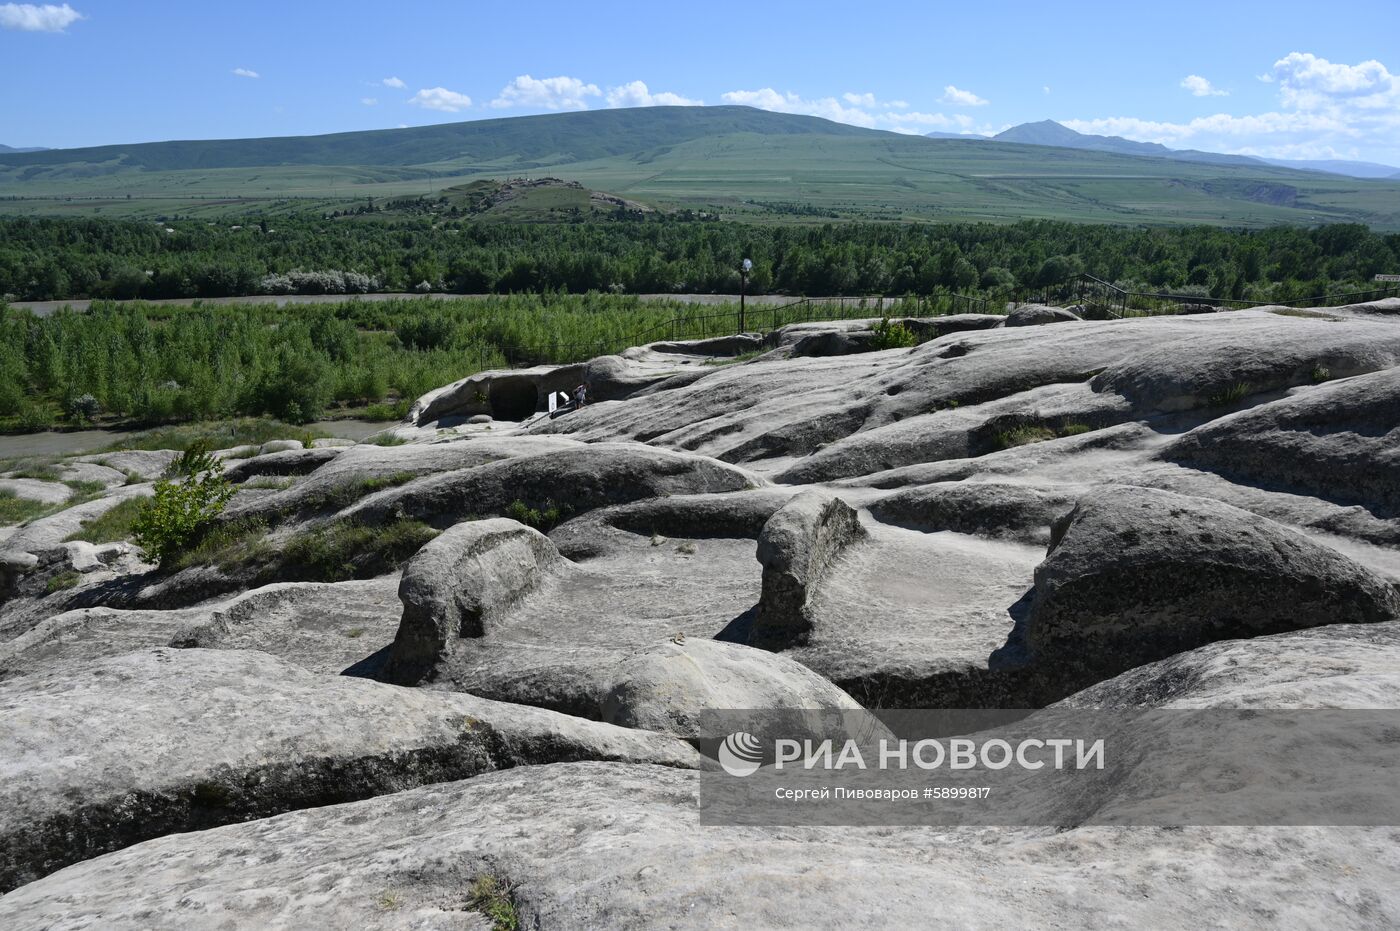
[3,106,1400,229]
[0,107,886,172]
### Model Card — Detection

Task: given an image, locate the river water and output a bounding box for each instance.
[0,419,389,460]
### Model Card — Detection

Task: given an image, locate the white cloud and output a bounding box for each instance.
[882,111,964,128]
[722,88,977,135]
[1181,74,1228,97]
[1063,52,1400,162]
[382,76,406,89]
[842,92,907,109]
[232,68,259,79]
[1063,112,1352,144]
[408,87,473,112]
[1270,52,1397,110]
[722,88,879,127]
[361,97,378,106]
[940,85,988,106]
[605,80,702,108]
[0,2,82,31]
[1043,86,1051,95]
[491,74,601,110]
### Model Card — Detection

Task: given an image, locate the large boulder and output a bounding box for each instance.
[548,487,793,560]
[56,462,127,488]
[0,648,698,892]
[1165,366,1400,515]
[5,756,1399,928]
[221,435,586,525]
[599,637,864,737]
[409,363,587,425]
[222,446,343,483]
[2,578,405,681]
[1064,620,1400,710]
[778,381,1129,484]
[341,443,759,530]
[1089,315,1400,413]
[0,486,152,569]
[870,481,1077,545]
[73,450,176,481]
[749,492,867,650]
[0,478,71,505]
[1004,304,1082,326]
[1027,485,1400,682]
[385,519,572,685]
[790,328,880,357]
[902,313,1006,339]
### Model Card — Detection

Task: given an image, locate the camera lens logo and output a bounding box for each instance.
[718,731,765,777]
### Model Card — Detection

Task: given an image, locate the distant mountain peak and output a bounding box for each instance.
[990,120,1272,169]
[995,120,1169,155]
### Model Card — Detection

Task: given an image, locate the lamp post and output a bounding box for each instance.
[739,258,753,333]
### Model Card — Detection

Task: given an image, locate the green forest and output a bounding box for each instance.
[0,293,771,432]
[3,214,1399,434]
[4,215,1399,304]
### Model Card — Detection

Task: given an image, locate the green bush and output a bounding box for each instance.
[164,441,223,479]
[505,499,569,532]
[131,454,235,566]
[869,317,919,351]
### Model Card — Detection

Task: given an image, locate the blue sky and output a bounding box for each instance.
[4,0,1399,164]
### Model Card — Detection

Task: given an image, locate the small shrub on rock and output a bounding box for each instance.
[870,317,919,351]
[132,448,235,567]
[467,874,520,931]
[505,499,568,532]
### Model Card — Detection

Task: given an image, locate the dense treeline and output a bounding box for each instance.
[0,295,753,431]
[2,216,1398,303]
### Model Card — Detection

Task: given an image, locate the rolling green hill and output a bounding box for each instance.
[4,106,1400,229]
[0,107,884,173]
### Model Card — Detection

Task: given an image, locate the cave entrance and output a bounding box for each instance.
[488,380,540,421]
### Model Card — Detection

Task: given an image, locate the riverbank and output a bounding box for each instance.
[7,292,824,318]
[0,418,388,460]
